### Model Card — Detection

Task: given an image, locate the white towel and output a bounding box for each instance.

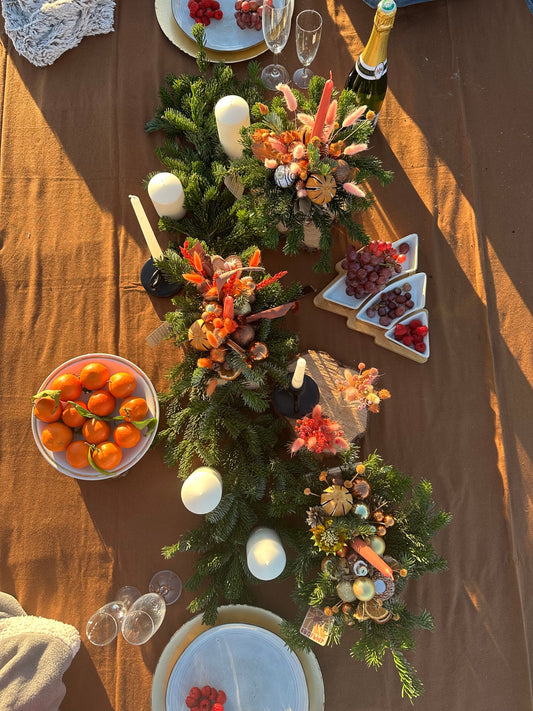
[1,0,115,67]
[0,592,80,711]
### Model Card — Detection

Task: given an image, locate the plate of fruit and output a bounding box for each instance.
[31,354,159,481]
[171,0,265,51]
[323,234,418,312]
[356,272,427,330]
[385,310,430,359]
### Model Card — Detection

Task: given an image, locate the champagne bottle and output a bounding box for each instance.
[345,0,397,125]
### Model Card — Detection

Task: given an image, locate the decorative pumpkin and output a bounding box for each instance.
[320,485,353,517]
[305,173,337,205]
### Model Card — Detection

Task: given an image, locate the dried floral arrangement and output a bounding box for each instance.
[281,447,451,701]
[336,362,391,412]
[227,77,393,272]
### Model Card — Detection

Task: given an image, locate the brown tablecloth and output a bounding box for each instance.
[1,0,532,709]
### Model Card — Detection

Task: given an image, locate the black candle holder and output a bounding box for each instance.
[140,257,182,298]
[273,374,320,418]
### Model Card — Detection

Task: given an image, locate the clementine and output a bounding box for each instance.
[41,422,73,452]
[33,396,62,423]
[82,418,111,445]
[108,372,136,399]
[61,400,87,428]
[113,422,141,449]
[80,362,110,391]
[119,397,148,422]
[87,390,116,417]
[65,440,90,469]
[50,373,82,401]
[92,441,123,471]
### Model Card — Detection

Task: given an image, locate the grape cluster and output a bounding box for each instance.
[234,0,263,30]
[365,283,415,327]
[342,241,409,301]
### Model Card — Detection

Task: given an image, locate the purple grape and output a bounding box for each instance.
[379,316,392,326]
[366,308,376,318]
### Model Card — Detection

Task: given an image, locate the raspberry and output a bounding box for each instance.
[191,707,200,711]
[409,319,422,329]
[212,1,220,7]
[209,689,217,701]
[189,1,199,10]
[212,705,224,711]
[414,342,426,353]
[214,9,223,18]
[199,700,211,711]
[416,326,428,336]
[189,688,202,700]
[402,335,413,347]
[394,324,408,337]
[185,697,196,709]
[206,8,214,16]
[201,687,212,699]
[241,0,250,10]
[216,691,227,704]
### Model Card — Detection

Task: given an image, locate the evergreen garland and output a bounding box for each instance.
[146,33,449,700]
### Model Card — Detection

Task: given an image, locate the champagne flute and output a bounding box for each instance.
[261,0,294,90]
[85,586,142,646]
[121,571,181,645]
[293,10,322,89]
[121,593,166,646]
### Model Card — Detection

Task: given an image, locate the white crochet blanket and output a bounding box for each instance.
[1,0,115,67]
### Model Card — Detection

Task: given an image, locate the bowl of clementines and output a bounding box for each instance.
[31,353,159,481]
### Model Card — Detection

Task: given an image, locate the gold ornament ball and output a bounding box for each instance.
[369,534,386,556]
[337,580,357,602]
[352,577,376,602]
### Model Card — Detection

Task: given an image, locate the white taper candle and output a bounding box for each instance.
[129,194,164,261]
[291,357,307,390]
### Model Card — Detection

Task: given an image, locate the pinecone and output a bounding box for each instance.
[306,506,327,528]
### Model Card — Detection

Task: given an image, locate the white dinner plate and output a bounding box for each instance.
[165,623,308,711]
[171,0,265,51]
[31,353,159,481]
[152,605,325,711]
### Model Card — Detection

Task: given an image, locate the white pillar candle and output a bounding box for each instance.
[147,172,186,220]
[246,527,286,581]
[291,357,307,390]
[214,95,250,160]
[181,467,223,514]
[129,195,164,260]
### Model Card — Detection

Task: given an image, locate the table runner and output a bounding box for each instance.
[1,0,532,709]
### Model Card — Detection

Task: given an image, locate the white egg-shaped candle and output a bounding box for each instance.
[246,527,286,581]
[181,467,223,514]
[148,172,186,219]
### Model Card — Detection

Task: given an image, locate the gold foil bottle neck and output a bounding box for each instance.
[374,1,397,32]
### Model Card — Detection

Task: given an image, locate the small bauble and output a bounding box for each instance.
[352,577,376,602]
[274,164,295,189]
[248,341,269,361]
[373,575,395,602]
[352,478,371,499]
[369,535,386,556]
[352,560,369,577]
[306,173,337,205]
[353,503,370,519]
[333,159,351,184]
[232,324,255,347]
[336,580,357,603]
[321,485,353,517]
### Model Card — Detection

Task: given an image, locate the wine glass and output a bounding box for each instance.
[261,0,294,90]
[293,10,322,89]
